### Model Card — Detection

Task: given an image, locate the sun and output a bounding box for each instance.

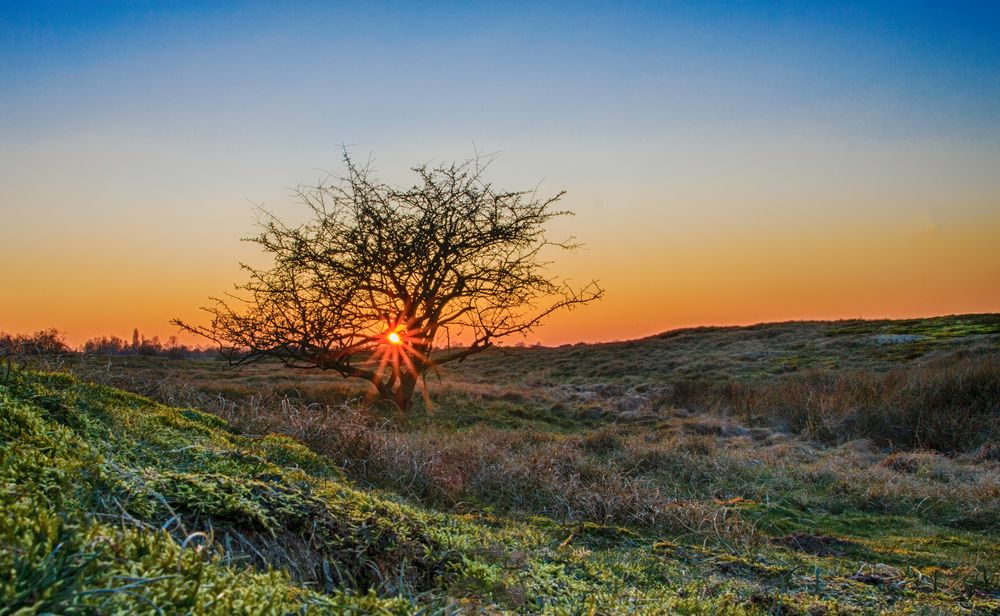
[369,321,434,410]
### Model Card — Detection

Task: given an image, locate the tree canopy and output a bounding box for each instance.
[175,153,603,410]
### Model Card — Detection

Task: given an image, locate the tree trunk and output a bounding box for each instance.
[392,372,418,413]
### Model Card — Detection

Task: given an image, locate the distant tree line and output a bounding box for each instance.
[0,328,217,360]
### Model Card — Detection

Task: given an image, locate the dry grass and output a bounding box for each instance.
[689,355,1000,453]
[163,388,997,535]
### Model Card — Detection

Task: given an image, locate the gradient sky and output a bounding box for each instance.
[2,1,999,346]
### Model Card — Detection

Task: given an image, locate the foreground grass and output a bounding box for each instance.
[2,372,998,614]
[4,314,1000,613]
[1,370,427,614]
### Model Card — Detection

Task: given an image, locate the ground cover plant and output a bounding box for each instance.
[2,314,999,613]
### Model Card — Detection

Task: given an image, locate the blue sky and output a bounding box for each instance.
[2,1,999,344]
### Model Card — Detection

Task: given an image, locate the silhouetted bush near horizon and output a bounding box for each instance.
[0,328,69,357]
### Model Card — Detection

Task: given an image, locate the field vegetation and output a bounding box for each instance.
[2,314,999,613]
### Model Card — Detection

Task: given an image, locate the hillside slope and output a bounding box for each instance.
[445,313,1000,385]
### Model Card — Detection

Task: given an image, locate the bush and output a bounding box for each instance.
[0,328,68,357]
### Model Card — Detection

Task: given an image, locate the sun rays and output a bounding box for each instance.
[366,320,435,410]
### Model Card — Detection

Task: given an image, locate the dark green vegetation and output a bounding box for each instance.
[3,314,999,613]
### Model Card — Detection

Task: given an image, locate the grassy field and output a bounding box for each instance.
[2,314,999,613]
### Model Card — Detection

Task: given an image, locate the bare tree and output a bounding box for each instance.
[174,152,603,411]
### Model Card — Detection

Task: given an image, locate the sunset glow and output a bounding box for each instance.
[1,3,998,346]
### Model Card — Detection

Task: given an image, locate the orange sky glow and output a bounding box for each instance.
[6,211,998,348]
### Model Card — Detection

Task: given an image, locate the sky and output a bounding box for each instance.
[2,1,999,347]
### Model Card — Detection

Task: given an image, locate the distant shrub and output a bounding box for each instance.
[0,328,68,357]
[81,334,131,355]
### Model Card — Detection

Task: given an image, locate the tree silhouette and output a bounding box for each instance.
[174,153,602,411]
